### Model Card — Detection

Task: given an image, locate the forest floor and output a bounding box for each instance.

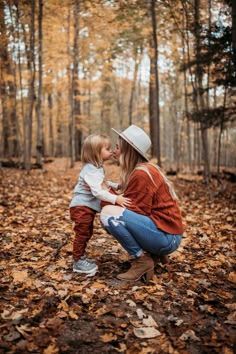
[0,159,235,354]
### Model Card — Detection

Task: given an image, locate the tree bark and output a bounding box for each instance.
[48,93,54,156]
[149,0,161,165]
[0,1,18,158]
[36,0,44,167]
[181,9,192,171]
[70,0,82,167]
[217,87,227,175]
[24,0,36,170]
[128,46,142,125]
[194,0,210,182]
[232,0,236,69]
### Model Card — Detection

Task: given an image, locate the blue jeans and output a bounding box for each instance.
[104,209,182,258]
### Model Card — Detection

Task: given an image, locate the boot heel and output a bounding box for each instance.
[160,255,169,265]
[145,268,154,283]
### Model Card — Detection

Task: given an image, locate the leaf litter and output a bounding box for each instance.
[0,160,235,353]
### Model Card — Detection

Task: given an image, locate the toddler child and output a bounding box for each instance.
[69,134,131,276]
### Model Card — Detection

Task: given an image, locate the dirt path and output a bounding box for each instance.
[0,160,235,353]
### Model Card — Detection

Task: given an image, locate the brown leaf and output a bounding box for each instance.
[12,270,28,283]
[100,333,117,342]
[133,327,161,339]
[179,330,200,342]
[43,343,59,354]
[228,272,236,284]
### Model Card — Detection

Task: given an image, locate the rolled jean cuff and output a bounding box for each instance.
[135,249,143,258]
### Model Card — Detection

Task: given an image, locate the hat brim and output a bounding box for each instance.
[112,128,149,161]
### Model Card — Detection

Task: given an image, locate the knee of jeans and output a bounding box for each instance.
[100,209,125,228]
[108,217,125,228]
[100,213,110,227]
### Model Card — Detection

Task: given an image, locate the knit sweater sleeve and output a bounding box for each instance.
[123,170,154,215]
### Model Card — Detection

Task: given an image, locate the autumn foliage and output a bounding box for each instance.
[0,160,235,353]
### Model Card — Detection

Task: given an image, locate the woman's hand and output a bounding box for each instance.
[116,194,132,208]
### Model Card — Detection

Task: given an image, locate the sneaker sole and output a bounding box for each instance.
[73,266,98,276]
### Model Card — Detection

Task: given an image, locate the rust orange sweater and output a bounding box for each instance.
[122,164,184,235]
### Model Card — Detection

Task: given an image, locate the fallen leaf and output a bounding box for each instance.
[4,330,21,342]
[68,310,79,320]
[126,299,136,307]
[1,308,28,321]
[43,343,59,354]
[133,327,161,339]
[100,333,117,342]
[137,308,146,320]
[142,315,158,328]
[179,330,200,342]
[12,270,28,283]
[225,312,236,325]
[228,272,236,284]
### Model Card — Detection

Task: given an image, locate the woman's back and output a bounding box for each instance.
[123,163,184,235]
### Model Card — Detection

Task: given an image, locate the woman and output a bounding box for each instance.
[100,125,184,282]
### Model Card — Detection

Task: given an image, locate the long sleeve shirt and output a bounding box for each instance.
[70,163,118,212]
[123,164,184,235]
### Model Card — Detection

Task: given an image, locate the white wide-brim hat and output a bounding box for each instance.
[112,125,151,161]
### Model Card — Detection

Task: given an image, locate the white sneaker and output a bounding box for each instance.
[73,258,98,276]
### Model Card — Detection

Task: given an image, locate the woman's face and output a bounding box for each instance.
[113,141,121,160]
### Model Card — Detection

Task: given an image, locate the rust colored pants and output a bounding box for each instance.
[70,206,97,261]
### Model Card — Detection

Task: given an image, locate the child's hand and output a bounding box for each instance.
[116,194,132,208]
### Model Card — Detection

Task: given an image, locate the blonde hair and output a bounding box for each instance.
[82,134,110,167]
[119,137,178,200]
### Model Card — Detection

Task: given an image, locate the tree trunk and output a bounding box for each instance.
[232,0,236,69]
[0,2,9,157]
[8,4,21,158]
[149,0,161,165]
[56,91,63,156]
[67,6,72,159]
[48,93,54,156]
[36,0,43,167]
[217,87,227,175]
[24,0,35,170]
[0,1,18,158]
[194,0,210,182]
[16,3,25,163]
[181,9,192,171]
[128,46,142,125]
[100,59,113,134]
[70,0,82,167]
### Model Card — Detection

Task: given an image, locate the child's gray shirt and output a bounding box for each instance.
[69,163,118,212]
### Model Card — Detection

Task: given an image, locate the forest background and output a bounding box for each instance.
[1,1,236,353]
[0,0,235,181]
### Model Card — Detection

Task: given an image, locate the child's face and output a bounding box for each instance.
[101,141,113,161]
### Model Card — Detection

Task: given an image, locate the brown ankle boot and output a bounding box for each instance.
[152,254,170,266]
[117,253,154,283]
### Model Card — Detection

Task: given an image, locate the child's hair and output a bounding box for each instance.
[119,137,178,200]
[81,134,110,167]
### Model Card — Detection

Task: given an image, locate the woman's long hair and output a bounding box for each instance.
[119,138,146,191]
[119,137,178,200]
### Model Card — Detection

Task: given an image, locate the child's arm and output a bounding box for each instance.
[106,181,120,190]
[83,167,130,207]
